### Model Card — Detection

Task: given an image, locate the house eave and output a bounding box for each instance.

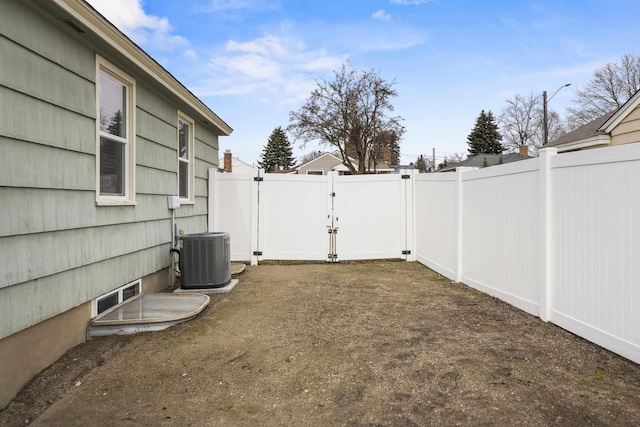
[50,0,233,136]
[601,90,640,132]
[333,162,359,172]
[555,135,611,152]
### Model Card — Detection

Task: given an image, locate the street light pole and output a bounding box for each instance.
[543,83,571,146]
[543,90,548,147]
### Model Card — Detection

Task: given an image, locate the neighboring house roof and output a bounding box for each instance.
[295,152,357,174]
[269,168,298,174]
[438,153,531,172]
[295,150,393,174]
[545,88,640,152]
[46,0,232,136]
[545,110,615,151]
[369,161,394,173]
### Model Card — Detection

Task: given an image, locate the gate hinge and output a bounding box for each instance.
[253,251,263,256]
[330,192,336,197]
[401,175,411,180]
[253,177,264,182]
[402,250,411,255]
[328,254,338,260]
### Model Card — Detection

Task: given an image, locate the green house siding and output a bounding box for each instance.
[0,1,96,82]
[0,88,96,155]
[0,0,226,340]
[2,246,168,336]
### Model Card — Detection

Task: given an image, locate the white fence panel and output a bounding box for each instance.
[208,170,257,262]
[209,147,640,364]
[414,173,458,278]
[333,173,409,260]
[460,161,541,315]
[551,145,640,363]
[258,174,331,261]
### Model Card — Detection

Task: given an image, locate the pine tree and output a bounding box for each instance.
[258,127,295,172]
[467,110,504,155]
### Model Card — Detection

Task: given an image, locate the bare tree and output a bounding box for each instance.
[567,54,640,128]
[545,110,567,149]
[289,63,404,174]
[499,93,542,152]
[367,129,401,171]
[435,152,466,170]
[299,150,325,165]
[499,93,567,155]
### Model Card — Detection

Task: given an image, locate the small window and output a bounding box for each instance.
[92,279,141,317]
[96,56,136,205]
[178,112,195,202]
[97,293,119,315]
[306,170,323,175]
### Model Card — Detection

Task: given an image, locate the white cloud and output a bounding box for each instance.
[204,0,277,12]
[391,0,435,5]
[226,35,288,57]
[184,49,198,59]
[195,33,347,103]
[86,0,187,50]
[373,10,391,21]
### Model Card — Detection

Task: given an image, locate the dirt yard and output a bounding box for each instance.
[2,261,640,426]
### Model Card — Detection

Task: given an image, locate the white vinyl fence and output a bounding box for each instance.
[209,170,415,265]
[414,146,640,365]
[209,145,640,365]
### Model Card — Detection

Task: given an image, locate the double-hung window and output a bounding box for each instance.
[178,112,194,203]
[96,56,136,205]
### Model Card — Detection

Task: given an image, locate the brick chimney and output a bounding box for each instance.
[223,149,232,173]
[519,145,528,156]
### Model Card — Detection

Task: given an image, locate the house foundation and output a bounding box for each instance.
[0,267,172,409]
[0,303,89,409]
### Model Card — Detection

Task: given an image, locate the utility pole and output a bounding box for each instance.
[432,148,435,172]
[542,90,548,146]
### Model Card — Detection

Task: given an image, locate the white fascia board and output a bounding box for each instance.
[602,91,640,132]
[556,135,611,152]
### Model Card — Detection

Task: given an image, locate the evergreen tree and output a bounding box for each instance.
[258,127,295,172]
[467,110,504,155]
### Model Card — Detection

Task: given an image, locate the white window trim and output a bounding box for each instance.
[96,55,137,206]
[178,111,195,204]
[306,170,324,175]
[91,279,141,318]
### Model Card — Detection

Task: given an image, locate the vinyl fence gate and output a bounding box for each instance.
[209,170,416,265]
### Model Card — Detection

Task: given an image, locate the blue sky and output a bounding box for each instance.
[87,0,639,165]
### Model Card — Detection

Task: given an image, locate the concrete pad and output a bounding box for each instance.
[173,278,239,295]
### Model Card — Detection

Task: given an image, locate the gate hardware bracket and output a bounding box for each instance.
[253,251,263,256]
[253,177,264,182]
[401,175,411,179]
[402,250,412,255]
[330,192,336,197]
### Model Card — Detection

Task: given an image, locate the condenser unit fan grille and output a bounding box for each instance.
[181,232,231,289]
